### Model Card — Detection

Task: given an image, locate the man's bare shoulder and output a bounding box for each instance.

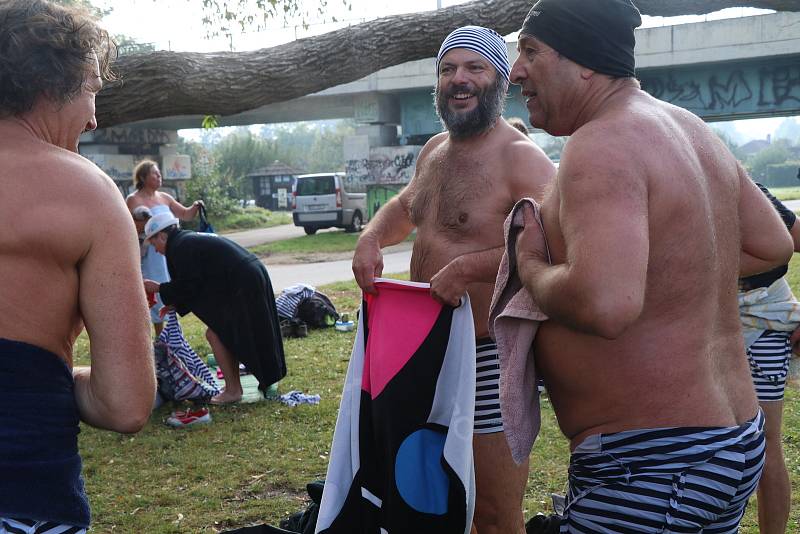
[502,135,556,200]
[55,151,124,206]
[419,132,449,161]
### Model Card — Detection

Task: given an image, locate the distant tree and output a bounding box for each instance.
[748,141,793,179]
[305,121,356,172]
[774,118,800,145]
[215,128,278,179]
[260,120,355,172]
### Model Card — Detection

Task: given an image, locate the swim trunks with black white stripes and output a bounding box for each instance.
[747,329,792,402]
[561,409,765,533]
[474,337,503,434]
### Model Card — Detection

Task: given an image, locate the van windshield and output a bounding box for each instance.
[297,176,335,196]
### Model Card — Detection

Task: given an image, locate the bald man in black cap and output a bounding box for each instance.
[507,0,793,530]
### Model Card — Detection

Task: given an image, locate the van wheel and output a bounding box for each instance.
[346,212,363,233]
[304,227,317,235]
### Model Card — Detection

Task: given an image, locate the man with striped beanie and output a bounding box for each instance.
[353,25,557,534]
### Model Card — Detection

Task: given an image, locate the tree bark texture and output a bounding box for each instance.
[96,0,800,127]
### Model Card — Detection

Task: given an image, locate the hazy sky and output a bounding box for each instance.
[97,1,784,141]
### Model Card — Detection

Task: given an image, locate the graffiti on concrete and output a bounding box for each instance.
[93,128,173,145]
[345,146,422,186]
[759,64,800,107]
[163,155,192,180]
[639,58,800,117]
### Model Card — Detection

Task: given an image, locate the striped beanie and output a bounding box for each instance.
[436,26,511,81]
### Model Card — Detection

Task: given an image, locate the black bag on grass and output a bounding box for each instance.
[220,480,324,534]
[279,480,323,534]
[294,292,338,328]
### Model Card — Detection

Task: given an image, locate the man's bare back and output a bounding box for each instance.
[0,119,154,433]
[532,90,766,445]
[0,130,136,363]
[403,122,552,336]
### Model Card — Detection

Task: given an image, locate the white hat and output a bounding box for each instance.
[143,211,179,241]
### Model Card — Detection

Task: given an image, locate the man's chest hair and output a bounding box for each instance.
[409,158,499,233]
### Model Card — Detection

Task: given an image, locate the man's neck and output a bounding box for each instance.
[571,78,641,132]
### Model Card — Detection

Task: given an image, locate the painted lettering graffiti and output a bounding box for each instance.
[639,58,800,118]
[93,128,172,145]
[345,147,422,186]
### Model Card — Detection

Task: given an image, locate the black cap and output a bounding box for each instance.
[520,0,641,78]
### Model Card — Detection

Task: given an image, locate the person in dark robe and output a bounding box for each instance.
[142,212,286,404]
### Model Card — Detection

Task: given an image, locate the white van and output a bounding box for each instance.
[292,172,367,235]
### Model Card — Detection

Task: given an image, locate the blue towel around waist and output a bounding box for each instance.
[0,338,90,527]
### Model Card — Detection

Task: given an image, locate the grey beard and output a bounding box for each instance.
[435,76,508,139]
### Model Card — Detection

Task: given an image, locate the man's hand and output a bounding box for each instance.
[352,235,384,295]
[430,258,468,307]
[515,203,549,286]
[143,279,160,294]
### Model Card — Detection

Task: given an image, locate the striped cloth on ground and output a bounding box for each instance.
[561,410,765,533]
[159,312,220,394]
[0,518,85,534]
[275,283,316,319]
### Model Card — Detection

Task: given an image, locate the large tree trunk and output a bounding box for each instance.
[96,0,800,127]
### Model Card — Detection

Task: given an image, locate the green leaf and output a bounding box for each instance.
[201,115,220,129]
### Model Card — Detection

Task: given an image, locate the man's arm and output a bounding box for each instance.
[739,167,793,276]
[516,136,649,339]
[352,195,416,294]
[352,137,443,294]
[75,174,156,433]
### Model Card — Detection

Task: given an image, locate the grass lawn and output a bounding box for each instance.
[250,231,415,259]
[207,207,292,233]
[75,268,800,532]
[769,186,800,202]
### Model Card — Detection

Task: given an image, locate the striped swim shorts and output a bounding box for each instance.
[0,518,85,534]
[474,337,503,434]
[746,330,792,402]
[561,409,765,533]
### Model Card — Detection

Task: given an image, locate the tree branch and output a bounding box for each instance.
[95,0,800,127]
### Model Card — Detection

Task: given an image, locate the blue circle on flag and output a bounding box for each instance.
[394,428,449,515]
